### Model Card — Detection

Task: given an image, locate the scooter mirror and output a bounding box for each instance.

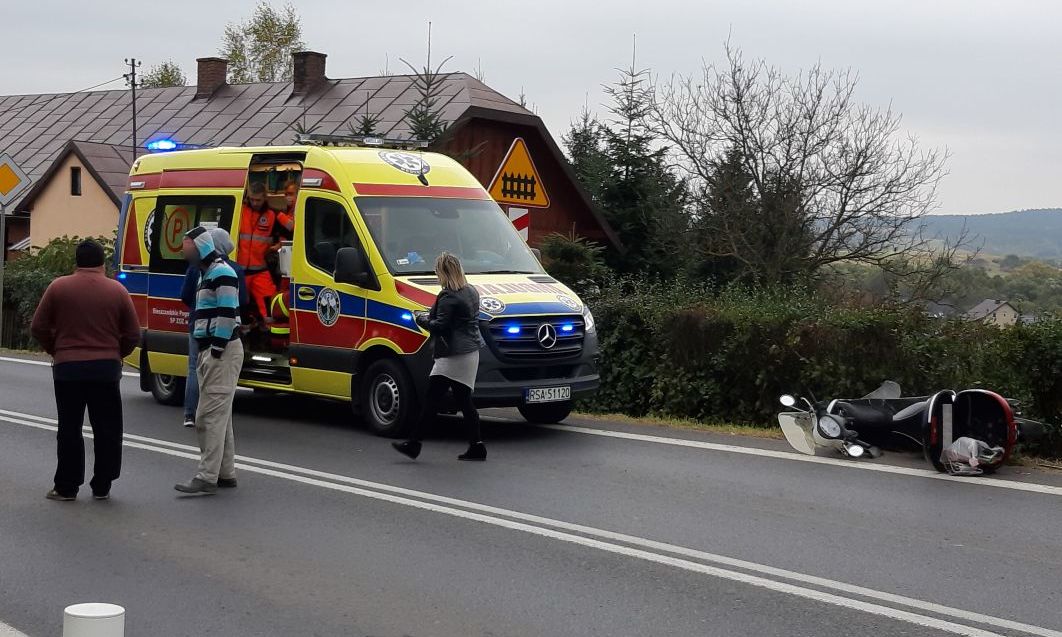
[780,395,797,408]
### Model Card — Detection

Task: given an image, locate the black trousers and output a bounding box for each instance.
[53,379,123,496]
[409,375,481,444]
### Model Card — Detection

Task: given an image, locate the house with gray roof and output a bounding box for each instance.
[1,51,618,257]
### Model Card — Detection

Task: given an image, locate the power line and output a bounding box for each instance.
[72,75,126,93]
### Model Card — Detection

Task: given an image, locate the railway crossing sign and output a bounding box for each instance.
[488,138,550,208]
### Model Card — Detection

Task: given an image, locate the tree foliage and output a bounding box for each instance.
[653,43,957,286]
[401,53,452,143]
[3,236,114,346]
[564,64,689,278]
[221,2,305,84]
[140,61,187,89]
[538,232,608,295]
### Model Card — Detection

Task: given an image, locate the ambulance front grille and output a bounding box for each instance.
[484,315,585,362]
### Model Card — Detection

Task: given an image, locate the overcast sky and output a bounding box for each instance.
[4,0,1059,214]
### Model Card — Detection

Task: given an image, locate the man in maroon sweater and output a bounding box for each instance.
[31,240,140,501]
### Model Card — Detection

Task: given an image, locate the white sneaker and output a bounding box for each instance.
[183,418,195,428]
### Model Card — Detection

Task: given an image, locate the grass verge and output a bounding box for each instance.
[572,411,784,440]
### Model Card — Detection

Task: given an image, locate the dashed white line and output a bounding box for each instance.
[1,408,1059,637]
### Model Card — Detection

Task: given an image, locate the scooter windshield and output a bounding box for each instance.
[778,412,816,456]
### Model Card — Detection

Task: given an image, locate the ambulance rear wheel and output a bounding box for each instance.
[150,373,185,406]
[361,359,417,437]
[518,402,573,424]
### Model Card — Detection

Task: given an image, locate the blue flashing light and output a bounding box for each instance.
[116,272,128,280]
[561,323,574,333]
[400,312,413,322]
[506,326,521,335]
[146,139,178,151]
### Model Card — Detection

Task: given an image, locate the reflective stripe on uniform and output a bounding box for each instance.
[239,233,273,243]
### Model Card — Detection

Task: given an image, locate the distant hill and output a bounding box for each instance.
[922,209,1062,259]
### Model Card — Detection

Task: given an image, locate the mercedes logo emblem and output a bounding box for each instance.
[537,323,557,349]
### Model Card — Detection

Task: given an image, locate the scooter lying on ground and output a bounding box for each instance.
[777,381,1044,475]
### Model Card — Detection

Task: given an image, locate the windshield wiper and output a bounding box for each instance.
[478,269,537,274]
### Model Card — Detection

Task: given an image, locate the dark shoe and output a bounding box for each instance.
[458,442,487,461]
[45,489,76,501]
[174,478,218,495]
[92,492,110,501]
[217,478,238,489]
[392,440,422,460]
[183,418,195,428]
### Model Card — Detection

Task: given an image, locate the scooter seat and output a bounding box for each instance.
[833,402,892,427]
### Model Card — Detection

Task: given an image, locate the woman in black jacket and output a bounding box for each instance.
[393,252,487,461]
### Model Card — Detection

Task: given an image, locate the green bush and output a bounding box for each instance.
[538,232,607,296]
[2,235,113,349]
[581,279,1062,458]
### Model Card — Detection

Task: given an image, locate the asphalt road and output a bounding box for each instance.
[2,355,1061,637]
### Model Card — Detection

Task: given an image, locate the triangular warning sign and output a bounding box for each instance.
[487,138,550,208]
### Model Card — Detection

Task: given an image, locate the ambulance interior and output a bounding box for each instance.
[240,157,302,383]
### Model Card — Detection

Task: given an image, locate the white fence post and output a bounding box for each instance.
[63,603,125,637]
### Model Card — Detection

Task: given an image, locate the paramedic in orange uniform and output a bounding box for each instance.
[283,179,299,215]
[237,182,294,326]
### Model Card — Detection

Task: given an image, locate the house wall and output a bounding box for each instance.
[29,155,118,247]
[442,118,612,248]
[988,305,1018,326]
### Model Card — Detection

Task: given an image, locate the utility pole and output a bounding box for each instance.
[124,58,141,163]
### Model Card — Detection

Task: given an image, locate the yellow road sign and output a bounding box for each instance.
[0,154,29,205]
[488,138,550,208]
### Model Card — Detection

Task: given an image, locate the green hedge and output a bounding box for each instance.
[581,280,1062,457]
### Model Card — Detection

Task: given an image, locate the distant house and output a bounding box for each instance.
[965,299,1019,326]
[924,301,959,319]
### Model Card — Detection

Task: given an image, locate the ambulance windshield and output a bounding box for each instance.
[356,197,544,276]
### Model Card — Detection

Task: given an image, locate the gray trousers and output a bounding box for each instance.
[194,339,243,484]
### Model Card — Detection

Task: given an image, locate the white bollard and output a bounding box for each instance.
[62,603,125,637]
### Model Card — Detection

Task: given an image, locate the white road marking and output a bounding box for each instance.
[3,353,1059,497]
[546,424,1062,497]
[1,408,1058,637]
[0,619,29,636]
[0,355,138,377]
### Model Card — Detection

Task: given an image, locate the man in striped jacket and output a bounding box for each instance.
[175,226,244,495]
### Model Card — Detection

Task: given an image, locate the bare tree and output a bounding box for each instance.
[653,43,959,285]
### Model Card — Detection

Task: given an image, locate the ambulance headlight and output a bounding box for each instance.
[582,307,596,334]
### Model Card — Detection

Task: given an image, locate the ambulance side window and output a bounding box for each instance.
[304,198,361,276]
[149,196,235,274]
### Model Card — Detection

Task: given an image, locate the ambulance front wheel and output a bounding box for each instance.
[518,402,573,424]
[361,359,418,437]
[150,373,185,406]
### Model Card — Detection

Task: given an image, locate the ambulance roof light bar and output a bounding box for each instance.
[295,133,429,150]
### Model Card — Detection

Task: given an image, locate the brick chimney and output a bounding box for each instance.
[292,51,327,95]
[195,57,228,99]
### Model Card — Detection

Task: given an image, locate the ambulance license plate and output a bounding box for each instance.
[525,386,571,404]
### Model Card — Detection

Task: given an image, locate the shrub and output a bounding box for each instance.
[2,236,113,348]
[580,278,1062,457]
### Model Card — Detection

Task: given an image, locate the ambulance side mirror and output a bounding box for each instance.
[334,247,378,290]
[531,247,542,262]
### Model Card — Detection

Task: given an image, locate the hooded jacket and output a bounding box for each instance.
[417,285,483,359]
[180,228,249,329]
[186,226,241,357]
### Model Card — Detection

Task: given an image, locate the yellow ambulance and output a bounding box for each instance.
[115,135,599,435]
